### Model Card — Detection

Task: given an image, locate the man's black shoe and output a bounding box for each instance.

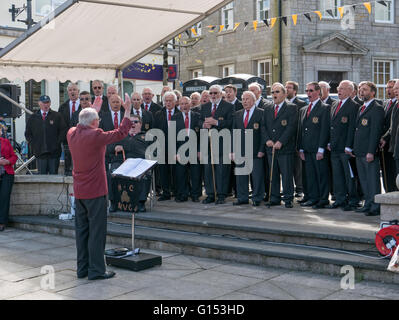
[312,201,329,209]
[175,197,187,203]
[297,197,309,204]
[233,200,249,206]
[355,206,370,213]
[252,200,261,207]
[77,272,88,279]
[202,197,215,204]
[138,202,146,213]
[285,201,293,208]
[88,271,116,280]
[192,197,200,202]
[327,202,345,209]
[295,193,303,198]
[300,200,317,207]
[109,202,117,213]
[365,210,380,216]
[265,201,281,207]
[216,198,226,205]
[158,195,171,201]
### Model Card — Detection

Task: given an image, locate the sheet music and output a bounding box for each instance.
[112,158,157,179]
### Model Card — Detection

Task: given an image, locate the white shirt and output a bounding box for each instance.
[133,108,142,117]
[112,110,121,126]
[69,99,80,118]
[255,97,262,107]
[273,101,285,115]
[361,98,375,112]
[300,99,324,154]
[166,108,175,120]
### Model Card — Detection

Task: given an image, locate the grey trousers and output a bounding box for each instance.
[75,196,108,279]
[356,156,381,212]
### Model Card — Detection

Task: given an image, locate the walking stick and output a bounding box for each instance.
[209,130,217,202]
[266,147,275,208]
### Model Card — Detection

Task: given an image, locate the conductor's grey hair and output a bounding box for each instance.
[163,91,177,104]
[79,108,99,127]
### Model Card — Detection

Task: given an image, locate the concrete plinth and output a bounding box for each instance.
[10,175,73,216]
[375,192,399,224]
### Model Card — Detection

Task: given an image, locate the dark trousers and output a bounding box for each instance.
[175,163,201,199]
[356,156,381,212]
[293,153,303,194]
[236,158,264,202]
[159,163,175,197]
[331,153,359,205]
[204,155,230,199]
[0,173,14,225]
[37,157,58,175]
[267,152,294,202]
[380,151,397,192]
[75,196,108,279]
[304,152,329,203]
[63,143,72,175]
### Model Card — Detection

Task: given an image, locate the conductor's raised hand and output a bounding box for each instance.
[122,93,132,116]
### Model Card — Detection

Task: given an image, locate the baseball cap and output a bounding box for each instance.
[39,95,51,102]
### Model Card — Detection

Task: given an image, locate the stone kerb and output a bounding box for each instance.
[10,175,73,216]
[375,192,399,224]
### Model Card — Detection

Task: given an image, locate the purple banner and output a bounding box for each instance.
[121,62,178,81]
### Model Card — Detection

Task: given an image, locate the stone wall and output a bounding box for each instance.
[10,175,73,216]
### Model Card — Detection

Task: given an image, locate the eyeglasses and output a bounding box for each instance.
[209,92,219,95]
[93,87,102,90]
[305,89,315,93]
[271,91,281,94]
[131,120,140,124]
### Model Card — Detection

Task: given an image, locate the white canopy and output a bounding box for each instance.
[0,0,232,82]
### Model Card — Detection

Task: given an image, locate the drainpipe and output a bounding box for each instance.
[278,0,283,83]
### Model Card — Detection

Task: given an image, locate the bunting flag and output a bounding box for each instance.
[270,17,277,28]
[363,2,372,13]
[181,0,380,38]
[314,11,323,20]
[338,6,345,18]
[253,20,258,31]
[292,14,298,25]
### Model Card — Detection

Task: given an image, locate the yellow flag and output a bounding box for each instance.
[233,22,241,31]
[270,17,277,28]
[314,11,322,20]
[338,7,344,18]
[363,2,372,14]
[253,21,258,31]
[191,28,197,37]
[219,25,225,32]
[292,14,298,25]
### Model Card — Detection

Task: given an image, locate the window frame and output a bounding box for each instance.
[373,59,393,100]
[256,59,272,92]
[221,2,234,30]
[375,0,395,24]
[256,0,270,21]
[320,0,342,20]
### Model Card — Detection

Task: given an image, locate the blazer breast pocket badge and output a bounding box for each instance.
[281,120,287,127]
[145,123,150,130]
[341,117,348,124]
[218,117,224,121]
[253,123,259,130]
[312,117,319,124]
[361,118,368,126]
[49,120,54,125]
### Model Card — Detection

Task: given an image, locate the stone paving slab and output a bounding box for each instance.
[1,228,399,301]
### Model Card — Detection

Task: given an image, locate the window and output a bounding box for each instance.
[192,69,203,78]
[222,64,235,77]
[221,2,234,30]
[256,0,270,21]
[36,0,65,16]
[375,0,394,23]
[373,60,393,99]
[320,0,342,19]
[257,59,272,93]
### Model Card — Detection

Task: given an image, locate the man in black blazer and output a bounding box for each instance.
[352,82,385,216]
[25,95,67,174]
[249,82,272,109]
[58,83,80,175]
[232,91,265,206]
[262,83,298,208]
[327,81,359,211]
[319,81,336,107]
[298,82,330,209]
[70,91,91,127]
[91,80,109,113]
[225,84,243,112]
[379,80,398,192]
[153,91,181,201]
[173,96,202,202]
[200,85,234,205]
[286,81,307,200]
[131,92,153,132]
[141,87,162,115]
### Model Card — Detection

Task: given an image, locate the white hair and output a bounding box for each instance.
[163,91,177,103]
[79,108,99,127]
[272,82,286,94]
[319,81,331,89]
[67,82,79,90]
[248,82,262,91]
[242,91,256,102]
[209,84,223,93]
[190,92,201,99]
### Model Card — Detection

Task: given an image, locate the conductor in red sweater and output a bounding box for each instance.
[67,94,132,280]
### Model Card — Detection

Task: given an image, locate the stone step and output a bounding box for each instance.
[9,215,399,285]
[108,211,378,253]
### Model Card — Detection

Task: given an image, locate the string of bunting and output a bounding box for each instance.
[175,0,388,42]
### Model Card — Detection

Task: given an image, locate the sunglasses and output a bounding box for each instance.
[209,92,219,95]
[131,120,140,124]
[80,97,90,101]
[93,86,102,90]
[305,89,315,93]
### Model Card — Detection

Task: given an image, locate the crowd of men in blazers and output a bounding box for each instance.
[25,78,399,216]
